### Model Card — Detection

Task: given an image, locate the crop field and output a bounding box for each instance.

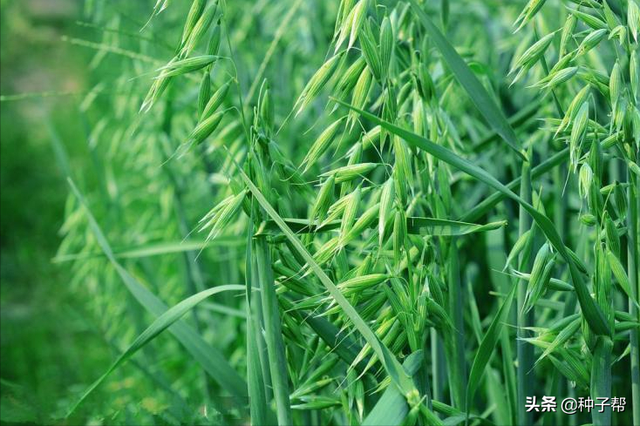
[1,0,639,425]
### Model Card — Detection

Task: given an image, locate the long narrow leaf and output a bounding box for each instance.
[408,0,525,160]
[67,284,244,416]
[53,237,244,263]
[259,217,506,236]
[68,180,248,401]
[245,219,270,426]
[461,148,569,222]
[465,284,516,417]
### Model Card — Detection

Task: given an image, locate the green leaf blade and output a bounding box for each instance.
[408,0,525,160]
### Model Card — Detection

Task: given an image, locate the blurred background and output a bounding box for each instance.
[2,0,311,422]
[1,1,257,423]
[1,1,112,424]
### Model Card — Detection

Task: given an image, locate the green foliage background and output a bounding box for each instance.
[0,1,108,424]
[1,0,638,425]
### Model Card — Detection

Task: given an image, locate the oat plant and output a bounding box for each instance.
[19,0,639,424]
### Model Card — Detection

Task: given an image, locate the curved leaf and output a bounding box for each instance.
[68,180,248,404]
[67,284,245,416]
[408,0,525,160]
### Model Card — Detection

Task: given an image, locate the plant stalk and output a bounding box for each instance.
[629,170,640,426]
[517,158,534,426]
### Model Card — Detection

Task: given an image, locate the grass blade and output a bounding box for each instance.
[255,236,292,425]
[260,217,505,236]
[591,336,613,426]
[53,237,244,262]
[461,148,569,223]
[466,284,516,419]
[66,284,245,416]
[245,219,270,426]
[68,179,248,401]
[408,0,525,160]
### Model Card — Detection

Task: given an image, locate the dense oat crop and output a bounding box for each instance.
[5,0,639,424]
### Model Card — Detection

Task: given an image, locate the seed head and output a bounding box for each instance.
[379,16,394,81]
[200,81,231,121]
